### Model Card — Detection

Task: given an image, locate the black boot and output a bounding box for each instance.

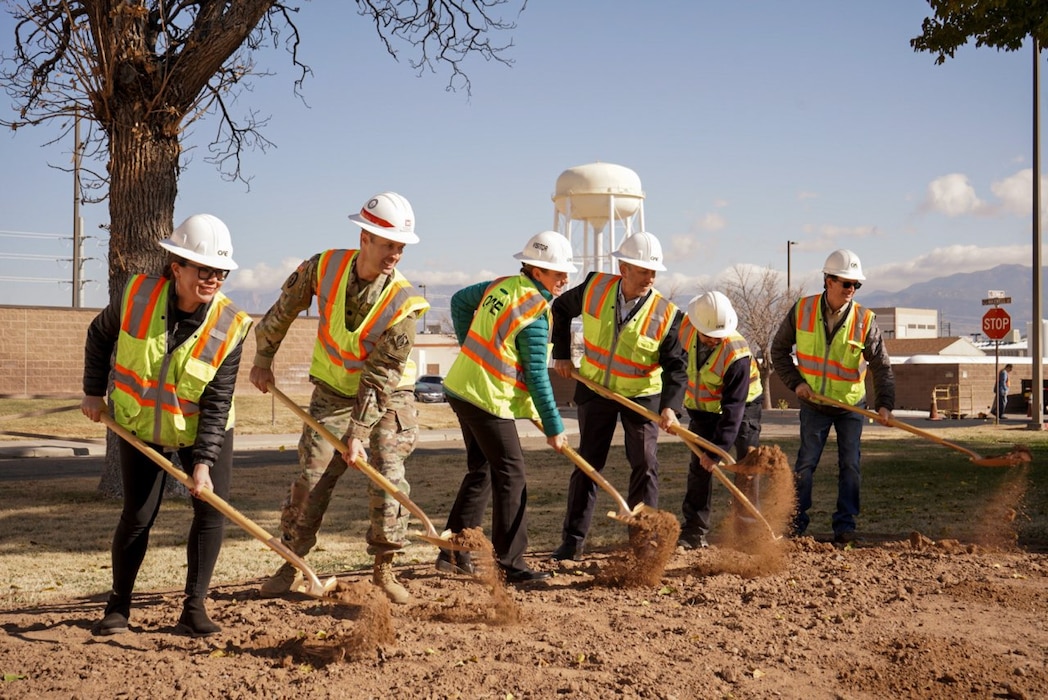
[92,592,130,636]
[175,596,221,637]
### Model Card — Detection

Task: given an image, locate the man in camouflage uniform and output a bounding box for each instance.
[250,192,428,604]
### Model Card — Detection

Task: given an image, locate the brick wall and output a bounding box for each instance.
[0,306,1035,418]
[0,305,318,398]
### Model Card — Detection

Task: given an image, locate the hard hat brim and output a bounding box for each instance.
[512,251,579,273]
[612,252,667,272]
[349,214,420,245]
[158,239,238,270]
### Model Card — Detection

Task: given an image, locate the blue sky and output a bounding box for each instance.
[0,1,1042,309]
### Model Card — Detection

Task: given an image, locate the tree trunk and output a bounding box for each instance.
[96,108,182,498]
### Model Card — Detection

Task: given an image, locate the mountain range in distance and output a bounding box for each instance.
[225,263,1045,340]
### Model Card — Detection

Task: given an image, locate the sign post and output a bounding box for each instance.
[981,293,1012,424]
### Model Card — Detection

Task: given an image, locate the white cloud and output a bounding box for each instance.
[991,169,1034,216]
[923,173,985,217]
[797,224,878,253]
[695,211,727,232]
[225,257,303,293]
[669,234,704,258]
[399,268,499,286]
[797,191,819,201]
[866,244,1029,291]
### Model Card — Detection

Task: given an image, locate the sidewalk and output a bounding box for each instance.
[0,414,577,460]
[0,408,996,460]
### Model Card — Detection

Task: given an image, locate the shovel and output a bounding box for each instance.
[809,392,1032,468]
[570,371,780,540]
[266,382,470,551]
[531,419,652,524]
[98,413,337,599]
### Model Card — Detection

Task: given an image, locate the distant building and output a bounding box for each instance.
[869,307,938,339]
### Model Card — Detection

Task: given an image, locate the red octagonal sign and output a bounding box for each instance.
[982,307,1011,340]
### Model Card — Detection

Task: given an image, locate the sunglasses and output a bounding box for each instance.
[178,260,229,281]
[829,275,861,291]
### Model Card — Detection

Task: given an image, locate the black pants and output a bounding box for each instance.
[560,393,661,549]
[443,396,531,573]
[110,430,234,601]
[681,402,762,537]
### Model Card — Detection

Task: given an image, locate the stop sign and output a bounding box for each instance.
[982,307,1011,340]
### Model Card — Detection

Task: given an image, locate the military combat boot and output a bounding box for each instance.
[259,562,298,598]
[372,552,409,605]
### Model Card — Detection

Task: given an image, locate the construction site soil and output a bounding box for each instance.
[2,442,1046,699]
[2,536,1046,699]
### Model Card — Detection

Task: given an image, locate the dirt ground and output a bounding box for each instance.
[2,447,1047,699]
[1,537,1045,699]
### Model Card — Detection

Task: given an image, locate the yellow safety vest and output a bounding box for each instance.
[444,274,549,419]
[793,294,874,406]
[110,275,252,447]
[679,318,762,412]
[309,249,429,396]
[578,273,677,397]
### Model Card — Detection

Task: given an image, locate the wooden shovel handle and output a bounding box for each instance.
[99,413,333,598]
[531,419,632,517]
[570,371,777,538]
[266,382,444,540]
[808,392,983,461]
[572,370,738,466]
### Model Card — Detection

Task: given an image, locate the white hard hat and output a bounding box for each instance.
[822,248,865,281]
[158,214,238,270]
[513,230,579,273]
[687,291,738,339]
[612,231,666,271]
[348,192,419,244]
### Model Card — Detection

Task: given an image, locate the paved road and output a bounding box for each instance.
[0,408,1003,482]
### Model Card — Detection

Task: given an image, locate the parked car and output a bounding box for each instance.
[414,374,445,403]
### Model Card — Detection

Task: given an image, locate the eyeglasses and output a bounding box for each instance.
[178,260,229,281]
[829,275,861,291]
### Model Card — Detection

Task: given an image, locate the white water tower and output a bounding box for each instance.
[552,162,645,277]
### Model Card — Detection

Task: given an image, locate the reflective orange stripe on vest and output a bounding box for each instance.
[460,277,547,391]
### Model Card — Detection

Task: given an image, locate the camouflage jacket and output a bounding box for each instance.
[253,252,419,441]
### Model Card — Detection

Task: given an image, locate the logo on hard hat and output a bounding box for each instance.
[216,250,230,257]
[366,198,379,210]
[533,242,549,251]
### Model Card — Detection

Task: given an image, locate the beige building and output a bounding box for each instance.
[869,307,939,339]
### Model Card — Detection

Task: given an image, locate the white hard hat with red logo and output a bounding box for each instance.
[348,192,419,244]
[612,231,667,271]
[158,214,238,270]
[687,291,738,339]
[513,231,578,273]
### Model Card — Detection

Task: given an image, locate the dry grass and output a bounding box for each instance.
[0,395,461,441]
[2,398,1047,610]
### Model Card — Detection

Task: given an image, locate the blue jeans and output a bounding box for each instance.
[792,403,864,537]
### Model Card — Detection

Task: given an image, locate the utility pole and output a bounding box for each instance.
[71,110,84,308]
[787,240,797,291]
[1031,37,1045,431]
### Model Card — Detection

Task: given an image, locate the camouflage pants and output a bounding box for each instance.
[279,385,418,557]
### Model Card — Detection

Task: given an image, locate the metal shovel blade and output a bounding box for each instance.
[266,382,473,552]
[98,413,336,600]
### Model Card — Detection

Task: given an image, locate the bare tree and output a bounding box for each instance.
[713,264,804,410]
[1,0,523,495]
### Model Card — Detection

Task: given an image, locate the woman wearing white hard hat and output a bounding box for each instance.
[81,214,252,637]
[677,291,764,549]
[438,231,576,583]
